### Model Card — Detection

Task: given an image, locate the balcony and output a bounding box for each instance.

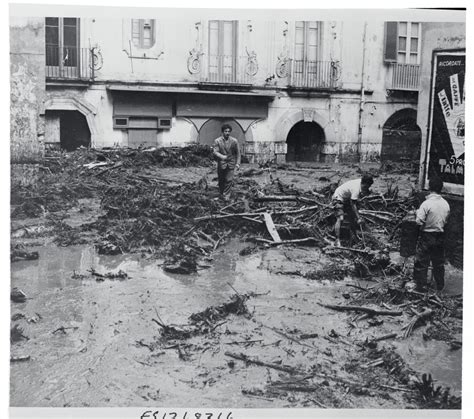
[199,55,255,86]
[46,46,94,81]
[288,60,340,89]
[389,63,420,91]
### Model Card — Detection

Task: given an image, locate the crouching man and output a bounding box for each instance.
[332,175,374,247]
[213,124,241,201]
[413,177,450,292]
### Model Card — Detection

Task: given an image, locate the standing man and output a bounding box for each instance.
[332,174,374,247]
[213,124,241,201]
[413,177,450,292]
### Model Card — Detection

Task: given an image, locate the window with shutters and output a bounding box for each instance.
[294,21,320,64]
[45,17,93,79]
[131,19,155,49]
[208,20,238,83]
[384,22,421,90]
[384,22,421,64]
[291,21,328,88]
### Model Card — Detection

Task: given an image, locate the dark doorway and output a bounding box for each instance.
[381,109,421,162]
[59,111,91,151]
[286,121,325,162]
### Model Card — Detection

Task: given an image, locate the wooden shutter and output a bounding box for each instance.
[384,22,398,63]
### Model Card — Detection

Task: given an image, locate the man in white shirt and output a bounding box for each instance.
[414,177,451,292]
[332,175,374,247]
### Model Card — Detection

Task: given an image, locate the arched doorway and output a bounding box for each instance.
[45,110,91,151]
[198,118,247,151]
[60,111,91,151]
[381,109,421,162]
[286,121,325,162]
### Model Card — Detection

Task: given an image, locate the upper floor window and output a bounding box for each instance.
[208,20,237,81]
[294,21,321,62]
[45,17,79,67]
[384,22,421,64]
[132,19,155,49]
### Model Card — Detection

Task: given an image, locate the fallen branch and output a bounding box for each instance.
[255,195,319,205]
[369,332,398,343]
[225,351,303,374]
[402,308,433,338]
[324,246,374,255]
[319,303,402,317]
[194,205,321,222]
[255,237,319,246]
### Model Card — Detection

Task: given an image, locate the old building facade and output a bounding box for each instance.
[10,9,465,168]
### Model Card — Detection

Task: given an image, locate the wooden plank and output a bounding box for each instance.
[263,212,281,243]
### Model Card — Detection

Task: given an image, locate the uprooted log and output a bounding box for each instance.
[318,303,403,316]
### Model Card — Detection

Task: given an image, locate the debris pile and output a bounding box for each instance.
[152,293,251,340]
[12,146,426,273]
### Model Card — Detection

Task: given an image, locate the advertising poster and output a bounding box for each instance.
[426,50,465,190]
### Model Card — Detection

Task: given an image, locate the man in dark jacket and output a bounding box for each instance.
[213,124,241,201]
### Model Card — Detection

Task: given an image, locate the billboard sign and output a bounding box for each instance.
[425,50,465,193]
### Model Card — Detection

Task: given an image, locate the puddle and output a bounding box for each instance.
[10,242,462,407]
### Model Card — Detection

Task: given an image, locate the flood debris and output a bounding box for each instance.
[11,287,27,303]
[151,293,251,342]
[11,325,29,343]
[11,247,39,263]
[412,373,461,409]
[88,268,129,281]
[10,355,31,363]
[10,147,462,408]
[189,293,251,327]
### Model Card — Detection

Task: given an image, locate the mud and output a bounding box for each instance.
[11,241,462,408]
[10,153,463,409]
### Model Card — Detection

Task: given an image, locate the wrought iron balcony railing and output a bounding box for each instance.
[46,46,94,80]
[288,60,340,89]
[389,63,420,91]
[200,55,257,85]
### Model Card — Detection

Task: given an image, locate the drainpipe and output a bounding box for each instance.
[357,22,368,161]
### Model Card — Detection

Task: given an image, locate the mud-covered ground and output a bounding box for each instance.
[10,149,462,409]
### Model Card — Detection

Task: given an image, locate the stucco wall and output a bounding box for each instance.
[85,18,369,90]
[10,17,45,163]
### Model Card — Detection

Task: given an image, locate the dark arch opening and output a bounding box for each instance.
[286,121,325,162]
[59,110,91,151]
[381,109,421,162]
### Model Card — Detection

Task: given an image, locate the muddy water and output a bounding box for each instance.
[10,242,462,407]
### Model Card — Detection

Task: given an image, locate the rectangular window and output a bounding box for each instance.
[384,21,421,64]
[158,118,172,128]
[131,19,155,49]
[294,21,321,83]
[45,17,79,70]
[208,20,237,82]
[294,21,320,63]
[113,117,129,129]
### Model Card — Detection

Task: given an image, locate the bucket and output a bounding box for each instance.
[400,211,419,257]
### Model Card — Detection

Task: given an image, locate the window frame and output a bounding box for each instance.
[384,21,421,65]
[294,21,321,63]
[131,19,156,49]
